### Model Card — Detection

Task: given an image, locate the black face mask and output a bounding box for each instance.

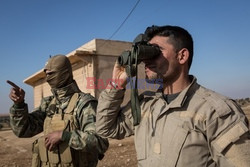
[44,55,73,88]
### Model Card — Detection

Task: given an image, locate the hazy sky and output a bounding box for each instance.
[1,0,250,114]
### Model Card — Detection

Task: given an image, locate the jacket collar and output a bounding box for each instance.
[155,75,200,109]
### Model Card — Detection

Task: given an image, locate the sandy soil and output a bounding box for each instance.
[0,130,137,167]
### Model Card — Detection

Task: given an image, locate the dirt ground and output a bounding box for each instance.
[1,105,249,167]
[0,131,137,167]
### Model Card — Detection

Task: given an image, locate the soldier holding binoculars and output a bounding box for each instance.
[96,25,250,167]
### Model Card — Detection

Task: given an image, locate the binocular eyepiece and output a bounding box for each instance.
[118,34,161,66]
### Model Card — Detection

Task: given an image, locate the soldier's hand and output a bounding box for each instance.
[45,131,63,151]
[7,80,25,104]
[112,61,128,89]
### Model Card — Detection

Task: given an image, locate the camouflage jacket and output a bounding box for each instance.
[10,81,109,157]
[97,75,250,167]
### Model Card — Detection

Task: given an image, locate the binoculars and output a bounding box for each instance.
[117,34,161,126]
[118,34,161,66]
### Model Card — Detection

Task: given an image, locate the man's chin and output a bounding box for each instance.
[145,75,163,85]
[145,78,156,84]
[145,76,158,84]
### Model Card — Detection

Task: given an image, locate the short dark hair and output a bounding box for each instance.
[144,25,194,69]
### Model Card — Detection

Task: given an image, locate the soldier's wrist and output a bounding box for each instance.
[61,131,72,142]
[110,81,126,90]
[13,101,25,109]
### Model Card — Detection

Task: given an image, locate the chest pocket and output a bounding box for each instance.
[135,113,190,167]
[44,93,79,135]
[163,125,189,167]
[159,116,190,167]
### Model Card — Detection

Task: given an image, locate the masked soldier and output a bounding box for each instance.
[8,55,109,167]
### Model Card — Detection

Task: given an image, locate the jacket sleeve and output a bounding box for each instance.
[207,99,250,167]
[9,97,49,137]
[63,99,109,156]
[96,88,134,139]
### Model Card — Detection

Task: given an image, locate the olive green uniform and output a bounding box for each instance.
[97,76,250,167]
[10,81,109,167]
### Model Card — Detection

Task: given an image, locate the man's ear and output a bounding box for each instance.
[177,48,189,65]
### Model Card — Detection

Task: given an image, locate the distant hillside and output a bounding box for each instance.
[235,97,250,107]
[0,114,10,130]
[236,98,250,127]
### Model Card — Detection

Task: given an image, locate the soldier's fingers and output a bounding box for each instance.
[6,80,20,89]
[10,88,21,99]
[9,90,18,101]
[45,138,50,149]
[49,144,54,151]
[46,139,54,151]
[9,93,17,101]
[9,85,21,95]
[46,143,51,150]
[45,136,49,144]
[10,88,18,95]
